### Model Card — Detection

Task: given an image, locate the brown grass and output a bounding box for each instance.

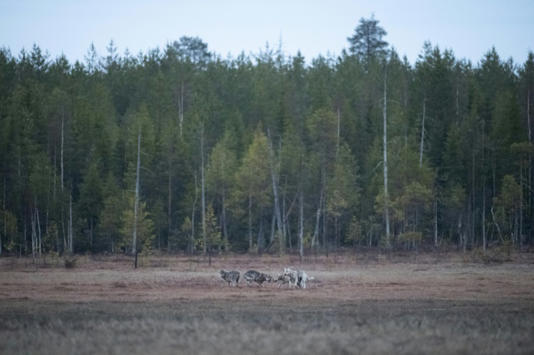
[1,252,533,354]
[1,252,533,303]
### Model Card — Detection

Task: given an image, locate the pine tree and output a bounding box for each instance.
[347,15,389,64]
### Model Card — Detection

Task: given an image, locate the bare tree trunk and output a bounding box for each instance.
[383,71,391,248]
[482,181,487,252]
[132,127,141,267]
[267,130,284,254]
[312,186,323,249]
[36,206,41,258]
[200,125,206,256]
[31,208,36,263]
[528,91,532,242]
[471,150,476,248]
[61,111,64,192]
[457,214,463,251]
[45,172,49,251]
[434,198,438,248]
[248,194,252,251]
[23,215,27,256]
[62,213,66,253]
[282,177,289,251]
[322,191,328,257]
[89,217,93,252]
[168,156,172,252]
[514,210,519,246]
[466,200,471,251]
[53,146,57,202]
[491,207,504,243]
[334,216,339,252]
[61,110,66,254]
[419,98,426,168]
[68,193,73,253]
[298,147,305,260]
[528,91,532,145]
[190,173,198,254]
[519,160,523,248]
[222,189,228,251]
[283,189,290,250]
[258,216,264,254]
[270,204,276,244]
[482,120,486,252]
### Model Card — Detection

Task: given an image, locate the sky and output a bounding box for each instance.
[1,0,533,66]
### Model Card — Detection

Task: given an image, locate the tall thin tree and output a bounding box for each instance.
[132,127,141,268]
[383,69,391,248]
[200,124,206,256]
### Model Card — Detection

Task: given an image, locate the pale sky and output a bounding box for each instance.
[1,0,533,65]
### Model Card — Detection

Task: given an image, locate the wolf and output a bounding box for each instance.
[278,267,313,289]
[297,270,311,289]
[276,267,298,288]
[243,270,273,286]
[219,269,240,286]
[275,273,292,288]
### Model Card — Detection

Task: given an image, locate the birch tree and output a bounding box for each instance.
[267,129,284,254]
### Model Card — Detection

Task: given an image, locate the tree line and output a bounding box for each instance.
[0,17,533,258]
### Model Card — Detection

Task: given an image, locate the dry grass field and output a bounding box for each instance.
[1,252,534,354]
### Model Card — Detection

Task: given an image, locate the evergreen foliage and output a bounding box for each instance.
[0,18,532,256]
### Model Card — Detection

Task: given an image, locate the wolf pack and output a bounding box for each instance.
[219,267,314,289]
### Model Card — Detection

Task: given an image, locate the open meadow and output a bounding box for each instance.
[1,252,534,354]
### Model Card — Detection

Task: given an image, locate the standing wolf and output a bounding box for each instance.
[219,270,240,286]
[243,270,273,286]
[277,268,298,288]
[297,270,310,289]
[277,267,313,289]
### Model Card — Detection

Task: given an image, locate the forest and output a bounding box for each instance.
[0,17,533,258]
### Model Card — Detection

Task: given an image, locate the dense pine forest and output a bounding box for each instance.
[1,17,533,258]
